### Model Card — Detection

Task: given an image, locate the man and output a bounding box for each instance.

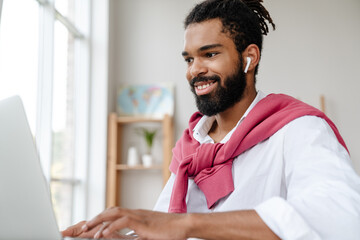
[62,0,360,239]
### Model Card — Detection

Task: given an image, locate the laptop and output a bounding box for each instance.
[0,95,63,239]
[0,96,130,240]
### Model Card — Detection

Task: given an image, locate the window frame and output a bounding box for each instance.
[86,0,109,219]
[0,0,3,24]
[1,0,109,225]
[35,0,93,224]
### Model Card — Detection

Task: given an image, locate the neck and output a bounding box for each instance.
[209,85,257,142]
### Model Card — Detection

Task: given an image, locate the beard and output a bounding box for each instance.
[190,61,247,116]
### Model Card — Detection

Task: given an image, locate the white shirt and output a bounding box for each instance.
[153,91,360,240]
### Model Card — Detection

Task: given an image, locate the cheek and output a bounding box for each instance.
[186,69,192,82]
[207,60,226,77]
[217,62,238,80]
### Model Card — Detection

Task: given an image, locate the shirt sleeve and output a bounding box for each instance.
[152,173,176,212]
[255,116,360,240]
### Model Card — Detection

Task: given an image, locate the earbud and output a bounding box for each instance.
[244,57,251,73]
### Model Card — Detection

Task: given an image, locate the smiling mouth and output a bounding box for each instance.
[194,80,216,90]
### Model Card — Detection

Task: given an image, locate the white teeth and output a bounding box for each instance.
[197,82,213,90]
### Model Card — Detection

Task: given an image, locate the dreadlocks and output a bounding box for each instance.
[184,0,275,75]
[242,0,275,35]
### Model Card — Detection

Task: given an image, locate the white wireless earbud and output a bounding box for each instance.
[244,57,251,73]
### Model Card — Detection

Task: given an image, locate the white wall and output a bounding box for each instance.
[109,0,200,135]
[258,0,360,172]
[109,0,360,209]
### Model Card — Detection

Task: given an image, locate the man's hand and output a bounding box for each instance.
[61,220,135,239]
[61,220,98,238]
[82,207,190,240]
[64,208,279,240]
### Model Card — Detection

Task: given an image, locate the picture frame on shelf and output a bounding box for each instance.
[117,83,174,118]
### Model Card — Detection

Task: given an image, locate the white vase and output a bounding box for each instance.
[127,147,139,166]
[142,154,153,167]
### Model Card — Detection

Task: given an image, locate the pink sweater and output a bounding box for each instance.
[168,94,348,213]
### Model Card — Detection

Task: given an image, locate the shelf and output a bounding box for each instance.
[116,116,163,123]
[106,113,174,208]
[116,164,162,170]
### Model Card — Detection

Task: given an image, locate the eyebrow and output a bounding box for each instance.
[182,44,224,57]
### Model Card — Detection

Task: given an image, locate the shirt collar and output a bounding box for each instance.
[193,90,267,144]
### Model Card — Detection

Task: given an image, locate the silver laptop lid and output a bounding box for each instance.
[0,96,61,240]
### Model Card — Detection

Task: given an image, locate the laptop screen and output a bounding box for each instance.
[0,96,62,240]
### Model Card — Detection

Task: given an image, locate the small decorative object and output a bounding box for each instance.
[117,83,174,118]
[142,154,152,167]
[127,146,139,166]
[137,127,157,167]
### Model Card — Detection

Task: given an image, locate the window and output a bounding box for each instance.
[0,0,39,132]
[0,0,3,32]
[0,0,90,230]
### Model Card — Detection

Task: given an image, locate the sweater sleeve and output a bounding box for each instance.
[255,116,360,240]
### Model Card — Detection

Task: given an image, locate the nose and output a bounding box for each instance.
[189,58,207,78]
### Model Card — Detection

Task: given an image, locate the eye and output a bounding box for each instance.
[205,52,218,58]
[184,57,193,64]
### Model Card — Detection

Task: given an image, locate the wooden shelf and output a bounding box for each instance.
[116,116,164,123]
[106,113,174,208]
[116,164,162,170]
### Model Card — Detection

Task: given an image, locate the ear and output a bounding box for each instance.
[242,44,260,74]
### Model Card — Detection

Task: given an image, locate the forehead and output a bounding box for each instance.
[183,19,234,52]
